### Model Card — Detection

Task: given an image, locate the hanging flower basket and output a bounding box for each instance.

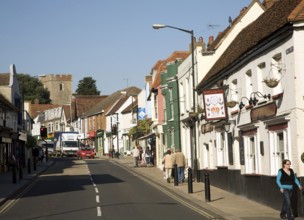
[263,78,279,88]
[226,101,238,108]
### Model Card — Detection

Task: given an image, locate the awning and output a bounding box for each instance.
[137,133,155,140]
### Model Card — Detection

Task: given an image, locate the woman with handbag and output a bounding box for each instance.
[276,159,302,220]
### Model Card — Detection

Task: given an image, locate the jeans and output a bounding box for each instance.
[281,189,293,220]
[177,166,185,183]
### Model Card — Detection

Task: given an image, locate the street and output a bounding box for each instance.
[0,158,214,220]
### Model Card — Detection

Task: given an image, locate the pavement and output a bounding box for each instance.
[0,156,304,220]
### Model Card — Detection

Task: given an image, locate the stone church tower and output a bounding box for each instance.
[39,74,72,105]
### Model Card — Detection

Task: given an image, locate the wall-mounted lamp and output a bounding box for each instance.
[224,121,231,132]
[223,119,236,132]
[239,97,250,109]
[239,92,271,110]
[251,92,271,101]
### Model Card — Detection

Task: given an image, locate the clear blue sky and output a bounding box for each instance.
[0,0,252,95]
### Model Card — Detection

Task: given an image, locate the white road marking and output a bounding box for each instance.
[97,207,102,216]
[84,161,102,217]
[96,195,100,203]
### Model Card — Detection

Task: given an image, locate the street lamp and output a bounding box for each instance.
[153,23,198,180]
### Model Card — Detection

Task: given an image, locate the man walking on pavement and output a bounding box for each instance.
[131,146,140,167]
[173,148,186,184]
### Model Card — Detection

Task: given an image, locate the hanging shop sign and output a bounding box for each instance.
[203,89,227,121]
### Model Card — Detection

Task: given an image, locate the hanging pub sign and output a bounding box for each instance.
[203,88,227,121]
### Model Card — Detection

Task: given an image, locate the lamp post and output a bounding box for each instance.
[152,24,198,180]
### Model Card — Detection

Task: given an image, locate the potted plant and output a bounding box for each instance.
[263,78,279,88]
[226,101,238,108]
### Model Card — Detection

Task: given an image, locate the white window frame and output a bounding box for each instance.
[244,134,259,174]
[215,131,228,167]
[269,129,289,176]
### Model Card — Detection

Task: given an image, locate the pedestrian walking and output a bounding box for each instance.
[32,147,39,165]
[276,159,302,220]
[131,146,140,167]
[145,147,152,167]
[38,147,44,165]
[162,149,173,183]
[173,149,186,184]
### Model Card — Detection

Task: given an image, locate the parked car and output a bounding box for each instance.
[77,147,96,159]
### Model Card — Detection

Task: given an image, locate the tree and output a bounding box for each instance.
[75,77,100,95]
[17,74,51,104]
[129,118,152,139]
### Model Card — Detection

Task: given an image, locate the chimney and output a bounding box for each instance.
[208,36,214,46]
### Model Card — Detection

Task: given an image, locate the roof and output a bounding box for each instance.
[207,1,259,51]
[0,93,18,111]
[121,99,138,114]
[84,86,141,117]
[73,95,107,119]
[62,105,71,122]
[151,51,190,89]
[197,0,304,91]
[0,73,10,86]
[29,103,62,119]
[106,96,129,116]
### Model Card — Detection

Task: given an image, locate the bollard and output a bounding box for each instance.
[205,172,211,202]
[188,167,193,193]
[12,163,17,184]
[28,158,31,174]
[19,160,23,179]
[174,164,178,186]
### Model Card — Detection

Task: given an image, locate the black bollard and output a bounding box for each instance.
[19,160,23,179]
[12,163,17,184]
[205,172,211,202]
[28,158,31,174]
[174,164,178,186]
[188,167,193,193]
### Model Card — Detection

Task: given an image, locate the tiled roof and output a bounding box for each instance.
[73,95,107,119]
[84,86,141,117]
[29,104,61,119]
[288,0,304,21]
[0,93,18,111]
[62,105,71,122]
[106,96,129,116]
[0,73,10,86]
[207,0,260,51]
[121,99,138,114]
[197,0,303,90]
[151,51,189,89]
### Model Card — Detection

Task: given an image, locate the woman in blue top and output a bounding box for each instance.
[276,159,302,220]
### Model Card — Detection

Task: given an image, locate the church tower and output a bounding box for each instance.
[39,74,72,105]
